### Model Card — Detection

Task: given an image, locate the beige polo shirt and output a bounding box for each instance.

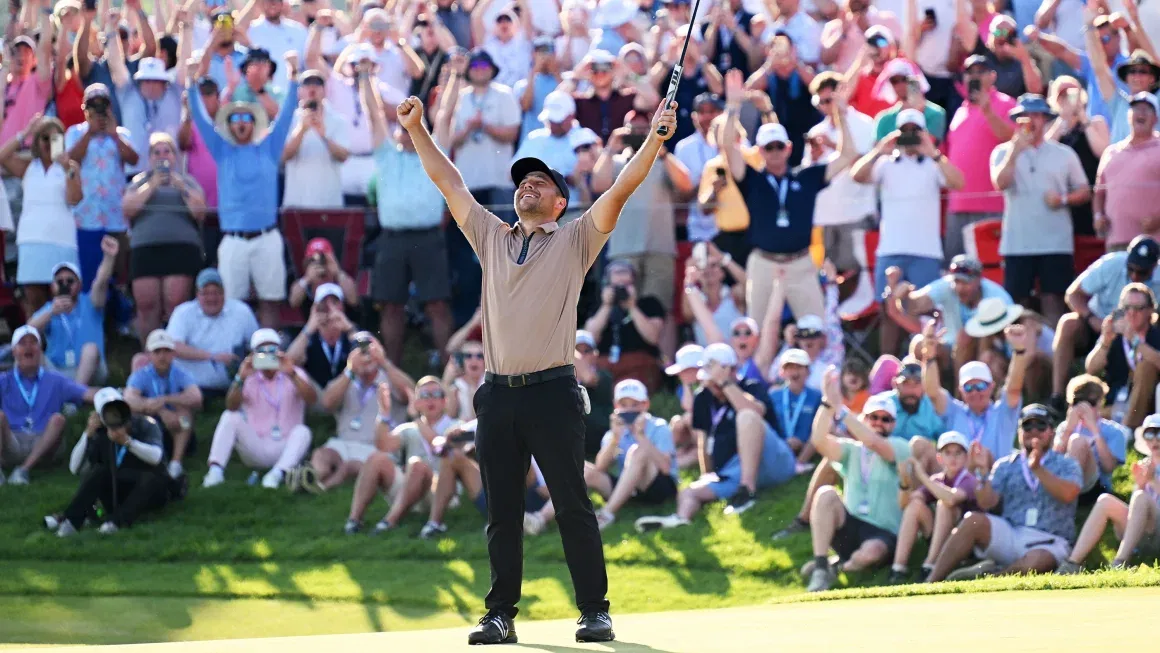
[461,203,610,375]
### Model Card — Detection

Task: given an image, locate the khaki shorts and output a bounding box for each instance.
[976,514,1071,567]
[322,438,377,463]
[383,460,433,514]
[1,430,38,467]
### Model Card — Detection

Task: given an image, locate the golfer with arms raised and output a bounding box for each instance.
[396,95,678,644]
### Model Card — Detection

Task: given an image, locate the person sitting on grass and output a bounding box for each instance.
[1052,374,1128,505]
[913,321,1028,471]
[802,374,913,593]
[1057,413,1160,574]
[419,420,551,540]
[52,388,168,537]
[203,329,317,490]
[27,238,120,385]
[443,340,487,422]
[285,283,358,390]
[633,343,796,531]
[926,404,1082,582]
[580,379,678,532]
[0,326,96,486]
[769,348,823,475]
[666,343,705,470]
[344,376,459,535]
[889,431,978,583]
[124,329,204,481]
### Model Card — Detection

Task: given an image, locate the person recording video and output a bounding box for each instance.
[50,388,170,537]
[583,259,666,392]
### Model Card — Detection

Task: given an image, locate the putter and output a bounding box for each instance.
[657,0,707,137]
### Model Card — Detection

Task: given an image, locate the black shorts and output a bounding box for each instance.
[1078,479,1111,507]
[370,227,452,304]
[834,510,898,562]
[608,471,678,504]
[1003,254,1074,298]
[130,244,206,280]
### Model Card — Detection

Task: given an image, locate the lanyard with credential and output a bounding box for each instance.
[779,388,807,439]
[1020,453,1040,491]
[766,174,790,227]
[320,338,343,376]
[15,368,43,430]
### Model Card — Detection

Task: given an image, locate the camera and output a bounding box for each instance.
[923,8,936,26]
[967,78,981,98]
[613,285,630,303]
[617,410,640,426]
[715,167,726,178]
[253,346,280,371]
[303,100,319,111]
[100,403,131,429]
[897,132,921,147]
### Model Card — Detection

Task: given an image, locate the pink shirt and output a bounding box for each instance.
[1,72,52,145]
[1096,137,1160,246]
[945,88,1016,214]
[821,10,903,73]
[242,369,309,437]
[186,124,219,210]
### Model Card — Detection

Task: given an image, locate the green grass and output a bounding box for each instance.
[1,337,1155,646]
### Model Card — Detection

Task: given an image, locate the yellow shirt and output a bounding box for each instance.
[697,148,763,233]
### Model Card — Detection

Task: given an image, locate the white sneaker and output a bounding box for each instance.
[261,469,284,489]
[98,521,119,535]
[595,509,615,531]
[167,460,184,479]
[8,468,29,485]
[202,465,225,488]
[44,515,60,531]
[56,521,78,538]
[806,565,837,592]
[523,512,546,536]
[633,514,691,533]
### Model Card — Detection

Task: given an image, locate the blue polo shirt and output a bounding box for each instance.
[769,385,821,443]
[737,162,828,254]
[127,363,196,400]
[1054,418,1128,490]
[942,397,1021,460]
[1079,52,1129,125]
[512,127,578,177]
[32,294,106,369]
[0,367,87,434]
[881,391,945,441]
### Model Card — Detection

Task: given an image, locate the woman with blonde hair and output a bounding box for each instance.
[1046,75,1109,238]
[122,132,207,342]
[0,116,82,318]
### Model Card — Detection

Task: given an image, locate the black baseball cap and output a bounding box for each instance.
[1020,403,1053,425]
[1127,235,1160,270]
[511,157,570,215]
[964,54,993,71]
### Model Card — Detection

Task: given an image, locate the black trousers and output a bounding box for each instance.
[63,466,170,530]
[474,375,610,618]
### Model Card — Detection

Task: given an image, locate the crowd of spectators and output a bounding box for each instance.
[2,0,1160,590]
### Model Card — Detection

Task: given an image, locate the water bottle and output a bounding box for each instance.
[1110,386,1130,425]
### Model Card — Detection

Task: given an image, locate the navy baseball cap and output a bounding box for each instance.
[511,157,570,215]
[1127,235,1160,269]
[1020,403,1053,424]
[964,54,993,71]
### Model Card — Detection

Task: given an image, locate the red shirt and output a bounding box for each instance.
[849,71,894,121]
[56,73,85,129]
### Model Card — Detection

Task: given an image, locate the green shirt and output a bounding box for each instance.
[836,437,913,534]
[231,84,285,113]
[873,104,948,142]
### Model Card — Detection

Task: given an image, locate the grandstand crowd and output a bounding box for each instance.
[2,0,1160,590]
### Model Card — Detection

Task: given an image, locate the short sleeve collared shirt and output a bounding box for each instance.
[461,204,609,375]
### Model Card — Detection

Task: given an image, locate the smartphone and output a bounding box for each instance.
[215,12,235,30]
[967,78,981,99]
[83,0,97,10]
[303,100,319,111]
[715,167,726,178]
[897,132,921,147]
[923,8,936,26]
[692,241,709,268]
[1112,308,1126,335]
[253,352,280,371]
[49,133,64,160]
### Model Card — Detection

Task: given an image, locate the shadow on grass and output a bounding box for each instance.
[517,642,680,653]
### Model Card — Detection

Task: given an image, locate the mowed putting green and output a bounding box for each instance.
[2,586,1154,652]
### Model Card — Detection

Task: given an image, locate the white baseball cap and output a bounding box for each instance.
[796,314,825,336]
[730,316,760,335]
[755,122,790,147]
[1135,413,1160,455]
[937,430,969,451]
[780,348,811,368]
[12,325,40,345]
[958,360,994,387]
[897,108,926,130]
[146,329,176,352]
[250,328,282,350]
[314,282,344,304]
[698,343,738,381]
[666,344,705,375]
[862,392,898,419]
[538,90,577,123]
[569,127,599,150]
[94,387,130,423]
[51,262,83,281]
[576,329,597,350]
[133,57,171,83]
[614,378,649,402]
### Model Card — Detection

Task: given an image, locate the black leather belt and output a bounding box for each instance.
[224,227,276,240]
[485,365,575,388]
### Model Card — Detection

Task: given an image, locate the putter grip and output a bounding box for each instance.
[657,66,683,136]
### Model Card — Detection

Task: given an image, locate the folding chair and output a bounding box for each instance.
[961,219,1004,286]
[839,229,881,366]
[1073,235,1107,276]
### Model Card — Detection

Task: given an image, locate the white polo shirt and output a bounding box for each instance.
[805,108,877,227]
[283,105,350,209]
[871,153,947,260]
[247,17,309,89]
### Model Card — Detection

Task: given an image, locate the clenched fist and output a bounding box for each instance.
[653,101,678,141]
[397,96,425,131]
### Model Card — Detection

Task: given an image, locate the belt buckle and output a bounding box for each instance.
[511,374,528,388]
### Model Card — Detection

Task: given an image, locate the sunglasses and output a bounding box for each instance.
[574,143,595,154]
[1127,265,1152,277]
[86,101,110,111]
[1141,429,1160,441]
[255,344,279,354]
[949,264,979,277]
[1123,303,1152,312]
[866,412,896,424]
[816,97,833,106]
[229,113,255,124]
[592,64,613,73]
[899,126,923,134]
[576,345,594,355]
[961,381,990,393]
[460,352,484,360]
[888,76,908,84]
[418,390,445,400]
[733,329,753,337]
[469,61,492,69]
[763,142,787,152]
[1127,67,1155,76]
[1021,419,1050,432]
